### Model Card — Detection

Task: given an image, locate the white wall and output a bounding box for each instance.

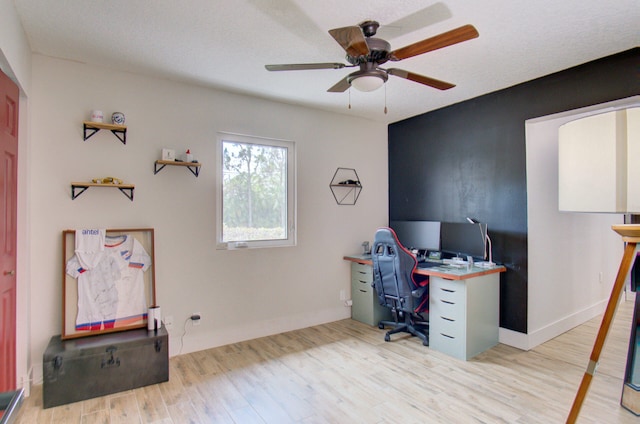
[28,55,388,383]
[517,97,639,350]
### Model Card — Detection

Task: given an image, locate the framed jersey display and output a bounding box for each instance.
[61,228,156,339]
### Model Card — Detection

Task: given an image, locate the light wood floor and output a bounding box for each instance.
[15,294,639,423]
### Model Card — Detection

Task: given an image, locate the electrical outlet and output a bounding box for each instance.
[339,289,346,301]
[164,315,174,330]
[599,271,603,284]
[191,312,201,326]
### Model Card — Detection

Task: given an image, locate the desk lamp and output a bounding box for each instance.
[559,106,640,423]
[466,217,494,267]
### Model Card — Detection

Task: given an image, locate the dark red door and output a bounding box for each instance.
[0,68,19,392]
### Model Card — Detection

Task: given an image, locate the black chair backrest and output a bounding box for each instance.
[371,227,418,310]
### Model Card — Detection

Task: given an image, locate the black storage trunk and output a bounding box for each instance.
[43,326,168,408]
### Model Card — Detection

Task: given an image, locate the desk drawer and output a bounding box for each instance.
[433,315,464,339]
[431,330,464,359]
[351,278,372,299]
[349,262,390,326]
[431,296,464,322]
[430,276,466,359]
[431,279,464,301]
[428,273,500,361]
[351,277,371,295]
[351,263,372,283]
[430,279,465,320]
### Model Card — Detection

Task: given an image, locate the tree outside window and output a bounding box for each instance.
[216,133,296,249]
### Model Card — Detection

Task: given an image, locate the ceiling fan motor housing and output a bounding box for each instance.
[346,38,390,65]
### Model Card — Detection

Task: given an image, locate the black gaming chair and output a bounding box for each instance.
[371,227,429,346]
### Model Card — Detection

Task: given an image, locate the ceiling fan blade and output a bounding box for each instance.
[328,26,370,57]
[389,24,479,61]
[387,68,455,90]
[266,63,346,71]
[327,76,351,93]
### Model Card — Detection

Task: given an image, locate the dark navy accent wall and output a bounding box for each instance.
[388,48,639,333]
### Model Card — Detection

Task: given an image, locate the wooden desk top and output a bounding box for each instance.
[343,254,506,280]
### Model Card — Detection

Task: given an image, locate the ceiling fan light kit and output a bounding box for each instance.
[348,67,388,92]
[350,75,385,92]
[265,18,478,95]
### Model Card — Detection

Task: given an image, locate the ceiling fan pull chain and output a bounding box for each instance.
[384,84,388,114]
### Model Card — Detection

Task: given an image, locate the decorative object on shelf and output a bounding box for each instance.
[91,176,123,185]
[71,181,135,201]
[111,112,125,125]
[183,149,193,162]
[83,121,127,144]
[154,160,201,177]
[90,110,104,123]
[329,167,362,205]
[161,148,175,161]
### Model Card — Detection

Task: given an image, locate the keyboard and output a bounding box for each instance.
[417,260,443,269]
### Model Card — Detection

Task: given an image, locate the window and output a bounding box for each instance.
[216,132,296,249]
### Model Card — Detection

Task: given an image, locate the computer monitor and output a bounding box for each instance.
[440,222,487,259]
[389,220,441,251]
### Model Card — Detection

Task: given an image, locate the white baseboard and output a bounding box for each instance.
[499,299,607,351]
[169,306,351,357]
[21,367,33,396]
[498,327,531,351]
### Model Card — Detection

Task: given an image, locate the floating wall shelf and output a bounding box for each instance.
[71,182,135,201]
[329,168,362,205]
[154,160,201,177]
[83,121,127,144]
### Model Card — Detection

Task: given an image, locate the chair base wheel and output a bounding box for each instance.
[378,323,385,330]
[384,334,391,342]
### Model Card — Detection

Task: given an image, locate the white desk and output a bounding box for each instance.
[344,255,505,360]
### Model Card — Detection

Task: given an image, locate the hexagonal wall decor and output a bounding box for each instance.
[329,168,362,205]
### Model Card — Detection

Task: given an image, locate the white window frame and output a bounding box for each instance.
[216,132,297,250]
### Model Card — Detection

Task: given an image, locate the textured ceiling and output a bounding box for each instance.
[13,0,640,124]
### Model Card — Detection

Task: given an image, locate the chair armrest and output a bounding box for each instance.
[411,286,428,298]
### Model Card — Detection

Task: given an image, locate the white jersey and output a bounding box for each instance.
[105,235,152,327]
[66,252,122,330]
[66,234,152,331]
[74,228,106,270]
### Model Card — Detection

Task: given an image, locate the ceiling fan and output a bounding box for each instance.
[265,20,479,93]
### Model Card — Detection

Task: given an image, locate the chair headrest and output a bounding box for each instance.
[374,227,399,246]
[372,227,418,285]
[373,227,415,261]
